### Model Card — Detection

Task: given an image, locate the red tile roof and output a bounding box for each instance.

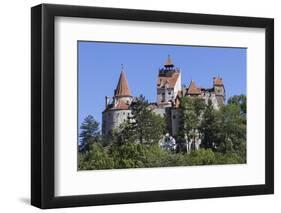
[213,77,223,86]
[115,71,132,97]
[187,80,201,95]
[157,72,180,88]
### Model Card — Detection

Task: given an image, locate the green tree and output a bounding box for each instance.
[78,143,114,170]
[218,103,246,155]
[227,95,246,116]
[225,95,246,159]
[79,115,100,152]
[178,97,204,152]
[193,97,206,117]
[109,143,147,168]
[200,99,221,149]
[120,95,166,145]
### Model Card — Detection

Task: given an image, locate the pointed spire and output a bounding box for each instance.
[164,55,174,67]
[187,80,201,95]
[114,66,132,97]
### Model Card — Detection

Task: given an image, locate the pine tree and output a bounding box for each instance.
[79,115,100,152]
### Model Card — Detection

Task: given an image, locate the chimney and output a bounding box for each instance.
[105,96,110,108]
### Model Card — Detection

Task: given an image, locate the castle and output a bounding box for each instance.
[102,56,225,149]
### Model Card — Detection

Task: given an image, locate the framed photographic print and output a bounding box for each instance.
[31,3,274,209]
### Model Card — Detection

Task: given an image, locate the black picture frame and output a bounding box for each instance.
[31,3,274,209]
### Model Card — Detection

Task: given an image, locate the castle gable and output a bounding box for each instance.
[112,100,130,110]
[187,80,201,95]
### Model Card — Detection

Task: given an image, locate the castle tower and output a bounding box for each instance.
[213,76,225,106]
[157,55,181,107]
[114,68,133,105]
[102,67,133,135]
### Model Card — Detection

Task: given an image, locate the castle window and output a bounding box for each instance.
[162,93,165,102]
[173,115,176,119]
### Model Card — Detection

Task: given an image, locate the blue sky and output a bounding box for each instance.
[78,41,246,127]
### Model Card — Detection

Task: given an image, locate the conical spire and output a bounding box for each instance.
[114,67,131,97]
[187,80,201,95]
[164,55,174,67]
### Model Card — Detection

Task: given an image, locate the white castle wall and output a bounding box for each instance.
[157,87,175,104]
[114,96,133,105]
[205,93,219,110]
[173,72,181,96]
[102,109,132,135]
[152,108,166,117]
[157,72,181,105]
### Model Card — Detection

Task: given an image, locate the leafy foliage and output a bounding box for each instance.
[78,143,114,170]
[200,99,221,149]
[78,95,247,170]
[178,97,205,151]
[119,95,166,145]
[218,103,246,154]
[227,95,246,115]
[78,144,245,170]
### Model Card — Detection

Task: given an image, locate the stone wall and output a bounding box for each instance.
[102,109,132,135]
[157,87,175,104]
